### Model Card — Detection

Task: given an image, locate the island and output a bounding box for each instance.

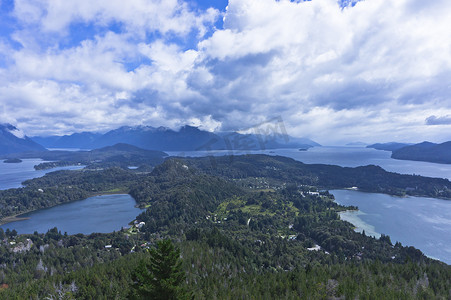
[3,158,22,163]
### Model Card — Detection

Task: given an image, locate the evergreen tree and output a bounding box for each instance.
[131,239,188,300]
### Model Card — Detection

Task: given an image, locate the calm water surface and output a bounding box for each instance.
[1,194,142,234]
[2,148,450,262]
[269,147,451,180]
[332,189,451,264]
[0,158,84,190]
[169,147,451,264]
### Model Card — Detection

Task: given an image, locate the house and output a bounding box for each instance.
[136,222,145,229]
[12,239,33,253]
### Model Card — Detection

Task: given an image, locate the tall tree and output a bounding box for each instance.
[131,239,188,299]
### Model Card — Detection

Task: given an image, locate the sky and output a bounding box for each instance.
[0,0,450,145]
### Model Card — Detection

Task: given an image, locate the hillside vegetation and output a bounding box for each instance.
[0,155,449,298]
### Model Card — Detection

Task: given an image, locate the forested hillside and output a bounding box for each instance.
[184,154,451,198]
[392,141,451,164]
[0,156,449,298]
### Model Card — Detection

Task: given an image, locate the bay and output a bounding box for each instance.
[2,147,450,263]
[0,158,84,190]
[0,194,143,235]
[168,147,451,265]
[332,189,451,264]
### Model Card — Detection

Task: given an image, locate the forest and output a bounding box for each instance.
[0,155,449,298]
[183,154,451,198]
[1,143,167,171]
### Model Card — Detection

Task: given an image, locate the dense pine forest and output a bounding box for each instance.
[0,155,450,298]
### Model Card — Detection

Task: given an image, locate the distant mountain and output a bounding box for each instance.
[391,141,451,164]
[367,142,413,152]
[31,135,60,147]
[0,123,47,155]
[90,125,219,151]
[216,132,320,150]
[31,125,321,151]
[346,142,368,147]
[31,132,102,149]
[290,137,321,147]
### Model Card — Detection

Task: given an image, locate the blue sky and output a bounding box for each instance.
[0,0,451,144]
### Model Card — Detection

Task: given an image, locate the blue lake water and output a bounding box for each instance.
[332,189,451,264]
[266,147,451,180]
[0,194,143,235]
[1,147,450,262]
[169,147,451,264]
[0,158,84,190]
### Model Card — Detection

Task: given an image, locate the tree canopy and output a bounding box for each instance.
[131,239,187,300]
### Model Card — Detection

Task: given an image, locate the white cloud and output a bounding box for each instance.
[1,0,451,144]
[12,34,134,89]
[186,115,222,131]
[189,0,451,142]
[13,0,219,37]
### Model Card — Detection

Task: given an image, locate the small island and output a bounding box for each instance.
[3,158,22,163]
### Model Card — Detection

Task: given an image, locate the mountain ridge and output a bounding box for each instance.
[0,123,47,155]
[31,125,321,151]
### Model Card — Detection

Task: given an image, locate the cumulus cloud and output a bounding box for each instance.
[1,0,451,143]
[426,115,451,126]
[13,0,219,37]
[189,0,451,141]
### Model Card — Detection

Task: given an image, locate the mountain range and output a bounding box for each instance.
[6,123,451,165]
[30,125,320,152]
[0,124,47,155]
[32,132,102,149]
[0,123,320,155]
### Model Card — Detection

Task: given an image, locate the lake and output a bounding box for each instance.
[0,194,143,235]
[168,146,451,180]
[0,158,84,190]
[332,189,451,265]
[168,147,451,264]
[1,147,450,262]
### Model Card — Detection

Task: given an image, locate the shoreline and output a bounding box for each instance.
[332,189,450,265]
[0,215,31,226]
[338,209,447,264]
[335,187,451,201]
[338,210,381,238]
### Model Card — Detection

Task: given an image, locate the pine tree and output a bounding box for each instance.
[131,239,188,300]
